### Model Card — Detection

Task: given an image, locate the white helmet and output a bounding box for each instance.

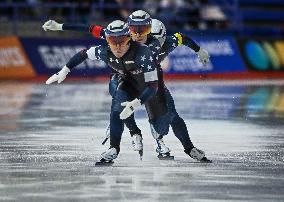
[105,20,129,36]
[128,10,152,26]
[151,19,166,46]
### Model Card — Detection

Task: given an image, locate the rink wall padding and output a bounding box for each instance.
[0,36,36,79]
[0,35,284,79]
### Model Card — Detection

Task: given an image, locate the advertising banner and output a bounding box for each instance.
[20,37,110,76]
[161,35,246,75]
[238,38,284,71]
[0,36,35,79]
[19,35,246,78]
[4,35,283,80]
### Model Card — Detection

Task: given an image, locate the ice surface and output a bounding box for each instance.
[0,81,283,202]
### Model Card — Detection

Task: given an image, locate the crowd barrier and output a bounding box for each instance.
[0,34,284,80]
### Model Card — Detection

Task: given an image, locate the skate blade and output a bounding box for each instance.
[200,157,212,163]
[95,161,114,166]
[158,154,174,160]
[139,150,143,161]
[101,137,109,145]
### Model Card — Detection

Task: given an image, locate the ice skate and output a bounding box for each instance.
[95,147,117,166]
[131,134,143,160]
[156,138,174,160]
[185,147,212,163]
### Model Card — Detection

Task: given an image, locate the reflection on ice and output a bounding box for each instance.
[0,81,283,202]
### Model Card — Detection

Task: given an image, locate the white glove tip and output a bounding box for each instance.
[121,102,127,107]
[119,114,125,120]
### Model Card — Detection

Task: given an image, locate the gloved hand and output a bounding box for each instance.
[42,20,63,31]
[46,66,70,84]
[120,98,142,120]
[197,48,210,66]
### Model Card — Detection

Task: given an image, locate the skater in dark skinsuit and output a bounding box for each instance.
[46,20,165,164]
[43,11,211,163]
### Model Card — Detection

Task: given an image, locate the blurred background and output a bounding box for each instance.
[1,0,284,80]
[1,0,284,37]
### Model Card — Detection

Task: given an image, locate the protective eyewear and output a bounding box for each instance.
[129,25,151,36]
[106,35,131,47]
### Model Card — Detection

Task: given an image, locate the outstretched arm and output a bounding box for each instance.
[174,32,210,65]
[174,32,200,52]
[46,46,107,84]
[42,20,105,38]
[45,49,88,85]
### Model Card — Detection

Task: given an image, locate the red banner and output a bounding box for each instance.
[0,36,35,79]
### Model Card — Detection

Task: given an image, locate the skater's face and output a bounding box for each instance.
[106,35,131,58]
[129,25,151,44]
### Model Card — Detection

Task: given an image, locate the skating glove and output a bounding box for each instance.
[197,48,210,66]
[46,66,70,84]
[42,20,63,31]
[120,98,141,120]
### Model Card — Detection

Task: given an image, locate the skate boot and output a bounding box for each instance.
[131,134,143,160]
[95,147,117,166]
[185,147,212,163]
[156,138,174,160]
[102,124,110,145]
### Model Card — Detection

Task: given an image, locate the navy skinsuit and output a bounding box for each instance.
[63,23,197,152]
[111,35,196,152]
[85,41,163,152]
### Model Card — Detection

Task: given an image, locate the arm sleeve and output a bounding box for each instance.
[66,45,107,70]
[138,82,158,104]
[62,23,90,32]
[147,37,161,59]
[89,25,105,39]
[66,49,88,70]
[86,45,108,63]
[62,23,105,39]
[136,47,159,104]
[174,32,200,52]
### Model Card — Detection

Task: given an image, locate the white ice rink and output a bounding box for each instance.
[0,81,284,201]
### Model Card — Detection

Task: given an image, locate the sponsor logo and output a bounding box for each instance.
[241,39,284,71]
[163,36,245,74]
[0,47,25,67]
[38,45,107,69]
[125,60,135,64]
[0,37,35,78]
[129,68,143,75]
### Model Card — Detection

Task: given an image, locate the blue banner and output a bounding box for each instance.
[161,35,246,74]
[20,37,110,76]
[20,35,246,77]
